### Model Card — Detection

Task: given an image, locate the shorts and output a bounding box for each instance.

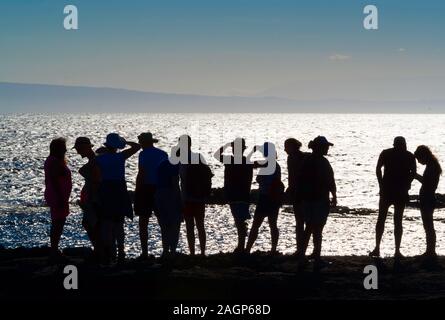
[229,202,251,222]
[183,201,205,219]
[302,200,330,225]
[134,184,156,217]
[254,196,280,219]
[380,187,409,205]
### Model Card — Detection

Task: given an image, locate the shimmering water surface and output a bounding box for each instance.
[1,113,444,257]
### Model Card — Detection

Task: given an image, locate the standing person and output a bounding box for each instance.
[284,138,306,255]
[414,145,441,259]
[298,136,337,269]
[214,138,254,254]
[134,132,168,260]
[370,136,416,259]
[177,135,213,256]
[96,133,140,264]
[246,142,284,255]
[73,137,102,258]
[44,138,72,261]
[155,153,183,259]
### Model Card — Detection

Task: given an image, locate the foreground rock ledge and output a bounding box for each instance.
[0,247,444,301]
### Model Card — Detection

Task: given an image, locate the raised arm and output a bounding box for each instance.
[121,141,141,160]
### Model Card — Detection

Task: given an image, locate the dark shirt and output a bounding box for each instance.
[379,148,416,194]
[79,157,99,205]
[223,156,254,202]
[287,151,307,198]
[298,154,335,202]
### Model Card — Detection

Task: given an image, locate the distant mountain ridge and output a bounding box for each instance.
[0,82,443,113]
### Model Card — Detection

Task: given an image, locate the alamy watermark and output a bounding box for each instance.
[63,4,379,31]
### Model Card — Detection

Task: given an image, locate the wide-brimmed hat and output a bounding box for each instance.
[104,133,126,149]
[312,136,334,147]
[73,137,93,149]
[138,132,159,144]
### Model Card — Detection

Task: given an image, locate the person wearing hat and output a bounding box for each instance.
[284,138,308,255]
[96,133,140,264]
[73,137,102,259]
[214,138,255,254]
[370,136,416,259]
[134,132,168,260]
[298,136,337,270]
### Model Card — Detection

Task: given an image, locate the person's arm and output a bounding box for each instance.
[414,172,424,183]
[121,141,141,160]
[90,162,101,199]
[376,152,384,188]
[328,163,337,207]
[213,143,231,164]
[246,145,268,168]
[410,156,417,183]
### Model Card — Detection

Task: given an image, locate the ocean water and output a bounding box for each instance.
[1,113,444,257]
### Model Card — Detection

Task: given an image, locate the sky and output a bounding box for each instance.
[1,0,444,101]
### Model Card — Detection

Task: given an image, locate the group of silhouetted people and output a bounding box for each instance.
[44,133,440,267]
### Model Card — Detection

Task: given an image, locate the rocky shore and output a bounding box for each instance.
[0,247,444,301]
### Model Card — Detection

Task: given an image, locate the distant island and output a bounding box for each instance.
[1,82,443,113]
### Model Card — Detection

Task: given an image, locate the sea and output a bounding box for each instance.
[1,113,444,257]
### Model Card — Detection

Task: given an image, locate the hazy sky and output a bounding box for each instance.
[1,0,444,100]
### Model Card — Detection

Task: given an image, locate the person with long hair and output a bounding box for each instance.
[414,145,442,259]
[298,136,336,270]
[44,137,72,261]
[176,135,212,256]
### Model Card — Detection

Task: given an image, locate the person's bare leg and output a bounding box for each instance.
[312,224,325,261]
[50,218,65,255]
[114,220,125,261]
[246,216,265,253]
[139,216,149,258]
[394,202,405,258]
[235,220,248,251]
[370,198,390,257]
[268,215,279,253]
[195,215,206,256]
[294,205,304,254]
[184,216,195,255]
[420,206,436,256]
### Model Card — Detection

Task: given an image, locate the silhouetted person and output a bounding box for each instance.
[73,137,102,259]
[96,133,140,264]
[246,142,284,254]
[44,138,72,261]
[134,132,167,260]
[370,136,416,259]
[155,154,182,258]
[177,135,213,256]
[214,138,254,254]
[284,138,307,255]
[298,136,336,269]
[414,145,441,259]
